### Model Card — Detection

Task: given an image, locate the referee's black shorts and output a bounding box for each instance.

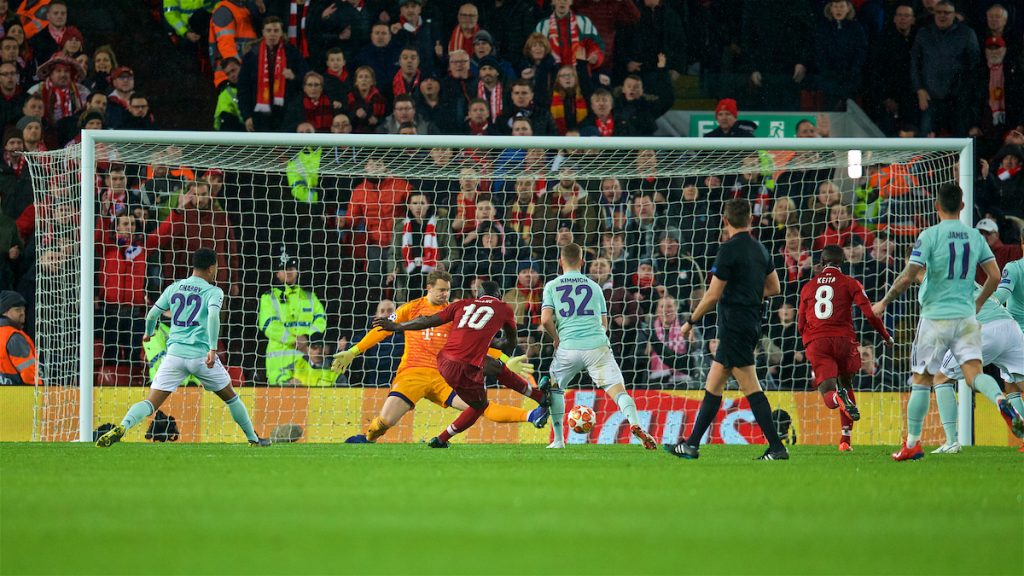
[714,306,761,369]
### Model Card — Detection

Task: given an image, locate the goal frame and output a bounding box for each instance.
[75,130,976,444]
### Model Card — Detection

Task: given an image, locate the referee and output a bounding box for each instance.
[666,198,790,460]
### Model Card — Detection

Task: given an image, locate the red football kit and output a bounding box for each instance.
[434,295,516,404]
[798,266,890,386]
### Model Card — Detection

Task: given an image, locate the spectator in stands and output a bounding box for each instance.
[759,196,798,255]
[17,115,44,153]
[861,229,898,302]
[629,0,684,83]
[911,0,979,137]
[653,228,699,306]
[353,22,400,94]
[614,71,671,136]
[4,23,34,89]
[588,256,640,357]
[29,54,88,146]
[123,93,156,130]
[105,66,134,129]
[28,0,67,68]
[503,261,542,330]
[471,30,514,80]
[257,251,328,385]
[354,298,403,387]
[414,71,444,128]
[978,144,1024,219]
[338,157,411,296]
[549,63,590,135]
[0,36,29,91]
[775,225,812,297]
[307,0,371,67]
[976,217,1023,268]
[0,190,21,290]
[537,166,600,252]
[814,203,874,250]
[84,91,106,118]
[213,57,244,131]
[596,176,627,230]
[704,98,755,138]
[450,165,484,238]
[815,0,867,111]
[574,0,638,76]
[535,0,604,76]
[740,0,814,111]
[598,230,630,282]
[386,192,449,301]
[497,79,556,135]
[766,300,807,389]
[970,36,1022,159]
[461,97,492,134]
[390,46,422,100]
[439,49,476,132]
[56,25,83,61]
[0,62,25,131]
[448,3,480,56]
[163,179,241,295]
[377,93,433,134]
[581,88,625,137]
[330,112,353,134]
[323,47,351,108]
[624,192,664,262]
[507,175,541,255]
[475,56,507,125]
[870,3,917,135]
[519,32,556,89]
[347,65,387,133]
[209,0,258,88]
[478,0,536,72]
[392,0,442,74]
[0,290,36,385]
[457,221,517,289]
[805,179,841,237]
[977,3,1020,64]
[86,45,117,96]
[675,183,717,270]
[239,17,308,133]
[300,71,334,132]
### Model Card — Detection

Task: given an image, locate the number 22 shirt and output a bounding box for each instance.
[153,276,224,358]
[541,271,609,350]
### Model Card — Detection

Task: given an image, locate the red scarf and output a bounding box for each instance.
[468,119,490,135]
[402,216,438,273]
[997,164,1021,181]
[781,247,811,282]
[303,94,334,131]
[509,200,535,242]
[326,67,349,83]
[392,70,421,97]
[547,12,580,65]
[255,41,287,112]
[39,80,80,123]
[448,25,478,55]
[477,81,503,122]
[988,62,1006,126]
[516,279,543,325]
[596,115,614,137]
[550,89,587,135]
[288,0,309,58]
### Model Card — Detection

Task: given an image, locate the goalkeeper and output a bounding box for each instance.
[334,271,550,443]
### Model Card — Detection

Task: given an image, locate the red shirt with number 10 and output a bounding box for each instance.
[797,266,890,347]
[436,295,516,367]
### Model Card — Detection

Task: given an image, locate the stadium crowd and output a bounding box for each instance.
[0,0,1022,390]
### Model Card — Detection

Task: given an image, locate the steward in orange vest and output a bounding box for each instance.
[0,291,37,385]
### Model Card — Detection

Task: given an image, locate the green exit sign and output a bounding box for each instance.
[690,114,808,138]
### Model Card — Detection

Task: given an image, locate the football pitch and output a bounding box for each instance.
[1,443,1021,575]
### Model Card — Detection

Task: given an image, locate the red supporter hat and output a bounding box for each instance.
[110,66,134,80]
[716,98,739,117]
[985,36,1006,48]
[203,168,224,179]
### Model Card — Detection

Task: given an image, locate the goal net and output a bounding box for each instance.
[25,133,973,446]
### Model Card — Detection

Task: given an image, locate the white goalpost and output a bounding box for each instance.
[24,131,976,446]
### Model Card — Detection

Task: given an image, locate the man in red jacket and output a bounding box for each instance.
[813,203,875,250]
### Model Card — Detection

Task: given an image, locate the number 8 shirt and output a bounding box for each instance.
[435,295,517,367]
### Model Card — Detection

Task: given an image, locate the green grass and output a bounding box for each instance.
[1,443,1021,576]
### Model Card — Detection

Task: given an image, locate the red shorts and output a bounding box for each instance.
[436,354,487,405]
[804,337,861,387]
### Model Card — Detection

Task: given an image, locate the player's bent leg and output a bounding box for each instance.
[98,388,173,447]
[602,382,655,450]
[1006,381,1024,439]
[433,398,488,447]
[360,395,414,443]
[961,360,1022,436]
[214,385,267,445]
[818,379,840,409]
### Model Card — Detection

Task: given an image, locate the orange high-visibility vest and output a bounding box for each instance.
[0,325,38,385]
[16,0,52,40]
[209,1,257,86]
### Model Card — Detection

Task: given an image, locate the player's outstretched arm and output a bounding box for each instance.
[852,283,892,344]
[873,262,921,317]
[373,313,444,333]
[976,259,1001,313]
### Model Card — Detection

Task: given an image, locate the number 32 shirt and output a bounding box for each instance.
[909,220,994,320]
[436,295,516,367]
[797,265,889,347]
[153,276,224,358]
[541,270,609,350]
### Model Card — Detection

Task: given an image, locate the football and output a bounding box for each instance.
[567,405,596,434]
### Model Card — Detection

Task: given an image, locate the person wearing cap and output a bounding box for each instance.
[910,0,979,137]
[448,3,479,55]
[475,55,506,124]
[470,30,514,80]
[976,218,1023,275]
[703,98,755,138]
[0,290,36,385]
[27,53,88,144]
[257,249,328,385]
[476,0,535,71]
[17,115,44,153]
[972,34,1021,158]
[105,65,135,129]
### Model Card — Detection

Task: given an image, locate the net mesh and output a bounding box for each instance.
[25,138,963,446]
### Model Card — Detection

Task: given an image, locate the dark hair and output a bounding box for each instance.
[468,97,487,107]
[129,92,147,103]
[193,247,218,270]
[510,79,533,90]
[326,47,345,57]
[591,88,612,100]
[394,94,416,107]
[477,280,502,298]
[398,121,417,131]
[426,270,452,286]
[262,15,284,28]
[821,244,845,266]
[936,183,962,213]
[723,198,752,228]
[561,243,583,267]
[86,92,106,104]
[795,119,814,132]
[624,74,643,84]
[220,56,241,69]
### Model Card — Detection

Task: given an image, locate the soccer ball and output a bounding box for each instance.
[567,405,596,434]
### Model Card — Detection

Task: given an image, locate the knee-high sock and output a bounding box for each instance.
[907,384,931,447]
[497,366,545,404]
[366,416,391,441]
[614,392,640,427]
[822,389,839,409]
[549,386,566,444]
[934,383,959,445]
[747,391,785,451]
[437,405,483,443]
[226,395,258,442]
[685,391,722,448]
[972,373,1004,407]
[483,403,528,423]
[1007,392,1024,419]
[120,400,154,430]
[840,388,856,445]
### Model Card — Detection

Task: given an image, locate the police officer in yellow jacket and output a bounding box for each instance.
[257,252,327,385]
[0,291,37,386]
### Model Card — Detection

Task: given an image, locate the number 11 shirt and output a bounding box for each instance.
[909,220,994,320]
[541,270,609,350]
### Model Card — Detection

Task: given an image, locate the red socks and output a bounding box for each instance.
[437,405,484,443]
[822,390,839,409]
[840,389,855,445]
[498,366,545,404]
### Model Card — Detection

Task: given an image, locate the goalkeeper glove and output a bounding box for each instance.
[505,355,534,377]
[332,346,361,374]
